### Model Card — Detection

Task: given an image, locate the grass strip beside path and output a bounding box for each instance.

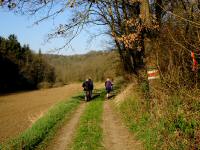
[1,96,81,150]
[71,90,105,150]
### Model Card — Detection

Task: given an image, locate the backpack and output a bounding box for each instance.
[105,81,112,90]
[82,81,90,91]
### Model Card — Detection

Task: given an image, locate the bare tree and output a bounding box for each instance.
[1,0,200,86]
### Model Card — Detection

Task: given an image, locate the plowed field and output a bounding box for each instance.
[0,83,82,142]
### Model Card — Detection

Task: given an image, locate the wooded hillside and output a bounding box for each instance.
[0,34,122,92]
[44,50,122,83]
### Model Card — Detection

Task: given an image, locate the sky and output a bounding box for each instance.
[0,9,110,55]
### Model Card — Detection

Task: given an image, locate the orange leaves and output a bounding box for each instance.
[117,33,138,49]
[114,15,159,49]
[110,1,160,50]
[126,18,136,26]
[115,17,143,49]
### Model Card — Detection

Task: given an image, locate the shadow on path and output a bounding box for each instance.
[72,92,101,102]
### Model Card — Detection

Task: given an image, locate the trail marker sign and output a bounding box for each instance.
[147,67,160,80]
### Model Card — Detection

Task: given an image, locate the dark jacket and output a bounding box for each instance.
[82,80,93,91]
[88,79,94,90]
[82,81,90,91]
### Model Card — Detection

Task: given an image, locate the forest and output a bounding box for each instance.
[44,50,122,83]
[0,35,56,93]
[1,1,200,88]
[0,34,121,93]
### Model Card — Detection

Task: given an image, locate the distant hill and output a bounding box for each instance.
[44,50,122,83]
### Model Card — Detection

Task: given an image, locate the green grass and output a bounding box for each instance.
[118,85,200,150]
[119,94,162,150]
[0,96,81,150]
[71,90,105,150]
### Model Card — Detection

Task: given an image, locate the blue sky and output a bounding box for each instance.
[0,9,109,55]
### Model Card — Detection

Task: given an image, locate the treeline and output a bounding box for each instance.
[44,51,122,83]
[0,34,55,93]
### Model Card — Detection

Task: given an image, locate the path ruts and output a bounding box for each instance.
[102,100,143,150]
[46,103,86,150]
[45,89,143,150]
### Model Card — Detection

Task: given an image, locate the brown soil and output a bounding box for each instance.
[45,103,86,150]
[0,83,82,143]
[102,100,143,150]
[0,82,143,150]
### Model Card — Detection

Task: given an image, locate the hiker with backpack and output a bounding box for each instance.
[105,78,113,99]
[82,78,93,101]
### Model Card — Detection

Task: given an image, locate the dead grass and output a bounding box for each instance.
[114,83,134,106]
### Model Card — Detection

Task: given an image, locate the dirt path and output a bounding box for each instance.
[46,103,86,150]
[102,100,143,150]
[0,83,82,142]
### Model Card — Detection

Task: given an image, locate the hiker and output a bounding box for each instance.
[105,78,113,99]
[88,77,94,99]
[82,78,91,101]
[82,78,93,101]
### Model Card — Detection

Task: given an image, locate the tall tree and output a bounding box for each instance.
[1,0,200,87]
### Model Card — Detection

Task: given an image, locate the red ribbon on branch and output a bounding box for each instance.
[191,51,198,72]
